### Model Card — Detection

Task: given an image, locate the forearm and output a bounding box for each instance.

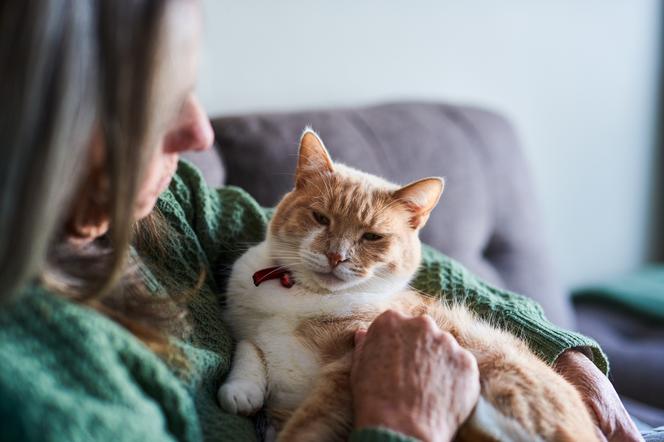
[412,245,608,373]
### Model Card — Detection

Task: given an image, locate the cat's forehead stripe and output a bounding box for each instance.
[324,177,394,227]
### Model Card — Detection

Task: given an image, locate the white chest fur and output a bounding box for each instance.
[221,242,396,411]
[253,315,319,409]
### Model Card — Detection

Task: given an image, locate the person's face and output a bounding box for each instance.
[134,0,213,219]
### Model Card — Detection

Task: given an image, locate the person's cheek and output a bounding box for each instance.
[132,151,169,219]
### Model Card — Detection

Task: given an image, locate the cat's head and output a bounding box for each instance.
[268,129,444,295]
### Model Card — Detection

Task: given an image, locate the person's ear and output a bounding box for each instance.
[65,136,111,245]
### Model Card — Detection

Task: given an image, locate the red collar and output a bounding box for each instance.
[252,266,295,288]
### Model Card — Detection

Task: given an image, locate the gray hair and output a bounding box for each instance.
[0,1,97,299]
[0,0,169,306]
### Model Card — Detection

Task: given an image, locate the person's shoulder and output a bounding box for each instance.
[0,373,35,441]
[0,287,197,441]
[0,286,143,375]
[0,296,35,441]
[0,341,80,442]
[0,288,94,440]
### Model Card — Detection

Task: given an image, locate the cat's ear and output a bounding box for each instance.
[393,177,445,229]
[296,128,334,189]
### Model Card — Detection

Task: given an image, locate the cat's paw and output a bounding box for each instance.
[217,381,265,415]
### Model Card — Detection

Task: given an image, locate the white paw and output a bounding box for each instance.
[217,380,265,415]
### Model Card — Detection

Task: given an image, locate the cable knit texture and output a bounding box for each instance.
[0,160,607,442]
[350,428,420,442]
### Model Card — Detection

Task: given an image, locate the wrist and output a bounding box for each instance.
[555,349,599,374]
[554,349,604,400]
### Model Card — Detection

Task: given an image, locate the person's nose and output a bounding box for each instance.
[163,94,214,154]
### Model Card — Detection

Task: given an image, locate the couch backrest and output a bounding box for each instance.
[186,102,571,327]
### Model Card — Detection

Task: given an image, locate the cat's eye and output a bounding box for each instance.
[312,211,330,226]
[362,232,383,241]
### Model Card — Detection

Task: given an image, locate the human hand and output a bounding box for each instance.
[554,350,643,442]
[351,310,480,442]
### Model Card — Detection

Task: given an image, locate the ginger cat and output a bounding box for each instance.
[218,129,598,442]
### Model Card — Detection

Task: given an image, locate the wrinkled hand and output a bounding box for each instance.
[554,350,643,442]
[351,310,480,442]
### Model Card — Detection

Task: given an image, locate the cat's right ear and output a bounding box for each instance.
[393,177,445,230]
[296,128,334,189]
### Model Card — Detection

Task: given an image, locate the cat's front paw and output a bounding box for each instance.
[218,380,265,415]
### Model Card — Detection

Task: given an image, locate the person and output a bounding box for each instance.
[0,1,646,441]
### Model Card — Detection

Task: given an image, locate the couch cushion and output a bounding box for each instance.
[209,102,571,327]
[573,265,664,321]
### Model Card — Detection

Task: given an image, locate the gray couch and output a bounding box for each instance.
[184,101,662,426]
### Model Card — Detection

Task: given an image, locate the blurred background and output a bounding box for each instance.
[192,0,663,426]
[198,0,662,290]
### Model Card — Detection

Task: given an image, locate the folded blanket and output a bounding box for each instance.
[573,266,664,321]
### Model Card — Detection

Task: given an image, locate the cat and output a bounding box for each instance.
[217,129,599,442]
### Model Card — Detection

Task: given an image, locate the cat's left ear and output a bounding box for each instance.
[393,177,445,229]
[295,128,334,189]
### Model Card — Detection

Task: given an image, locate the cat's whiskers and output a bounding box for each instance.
[257,264,292,280]
[216,242,261,253]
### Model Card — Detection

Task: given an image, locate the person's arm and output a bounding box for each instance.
[413,245,608,372]
[413,246,645,441]
[554,350,642,442]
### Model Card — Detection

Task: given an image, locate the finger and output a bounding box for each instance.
[354,329,367,349]
[371,309,408,329]
[351,329,368,382]
[437,330,462,349]
[410,313,440,332]
[594,426,608,442]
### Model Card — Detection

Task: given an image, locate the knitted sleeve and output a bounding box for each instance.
[412,245,609,373]
[157,160,269,290]
[349,428,420,442]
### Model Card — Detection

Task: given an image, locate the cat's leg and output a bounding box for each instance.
[276,357,353,442]
[217,339,267,415]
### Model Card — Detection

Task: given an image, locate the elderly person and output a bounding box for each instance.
[0,1,645,441]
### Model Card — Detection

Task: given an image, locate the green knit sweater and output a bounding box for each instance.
[0,161,606,442]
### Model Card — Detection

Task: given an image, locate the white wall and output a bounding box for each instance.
[198,0,662,289]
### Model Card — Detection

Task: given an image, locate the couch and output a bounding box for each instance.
[183,101,663,426]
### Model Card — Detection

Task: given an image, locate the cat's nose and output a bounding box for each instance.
[326,252,345,268]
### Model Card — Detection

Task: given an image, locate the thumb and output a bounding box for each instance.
[595,426,608,442]
[351,329,368,379]
[354,329,367,351]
